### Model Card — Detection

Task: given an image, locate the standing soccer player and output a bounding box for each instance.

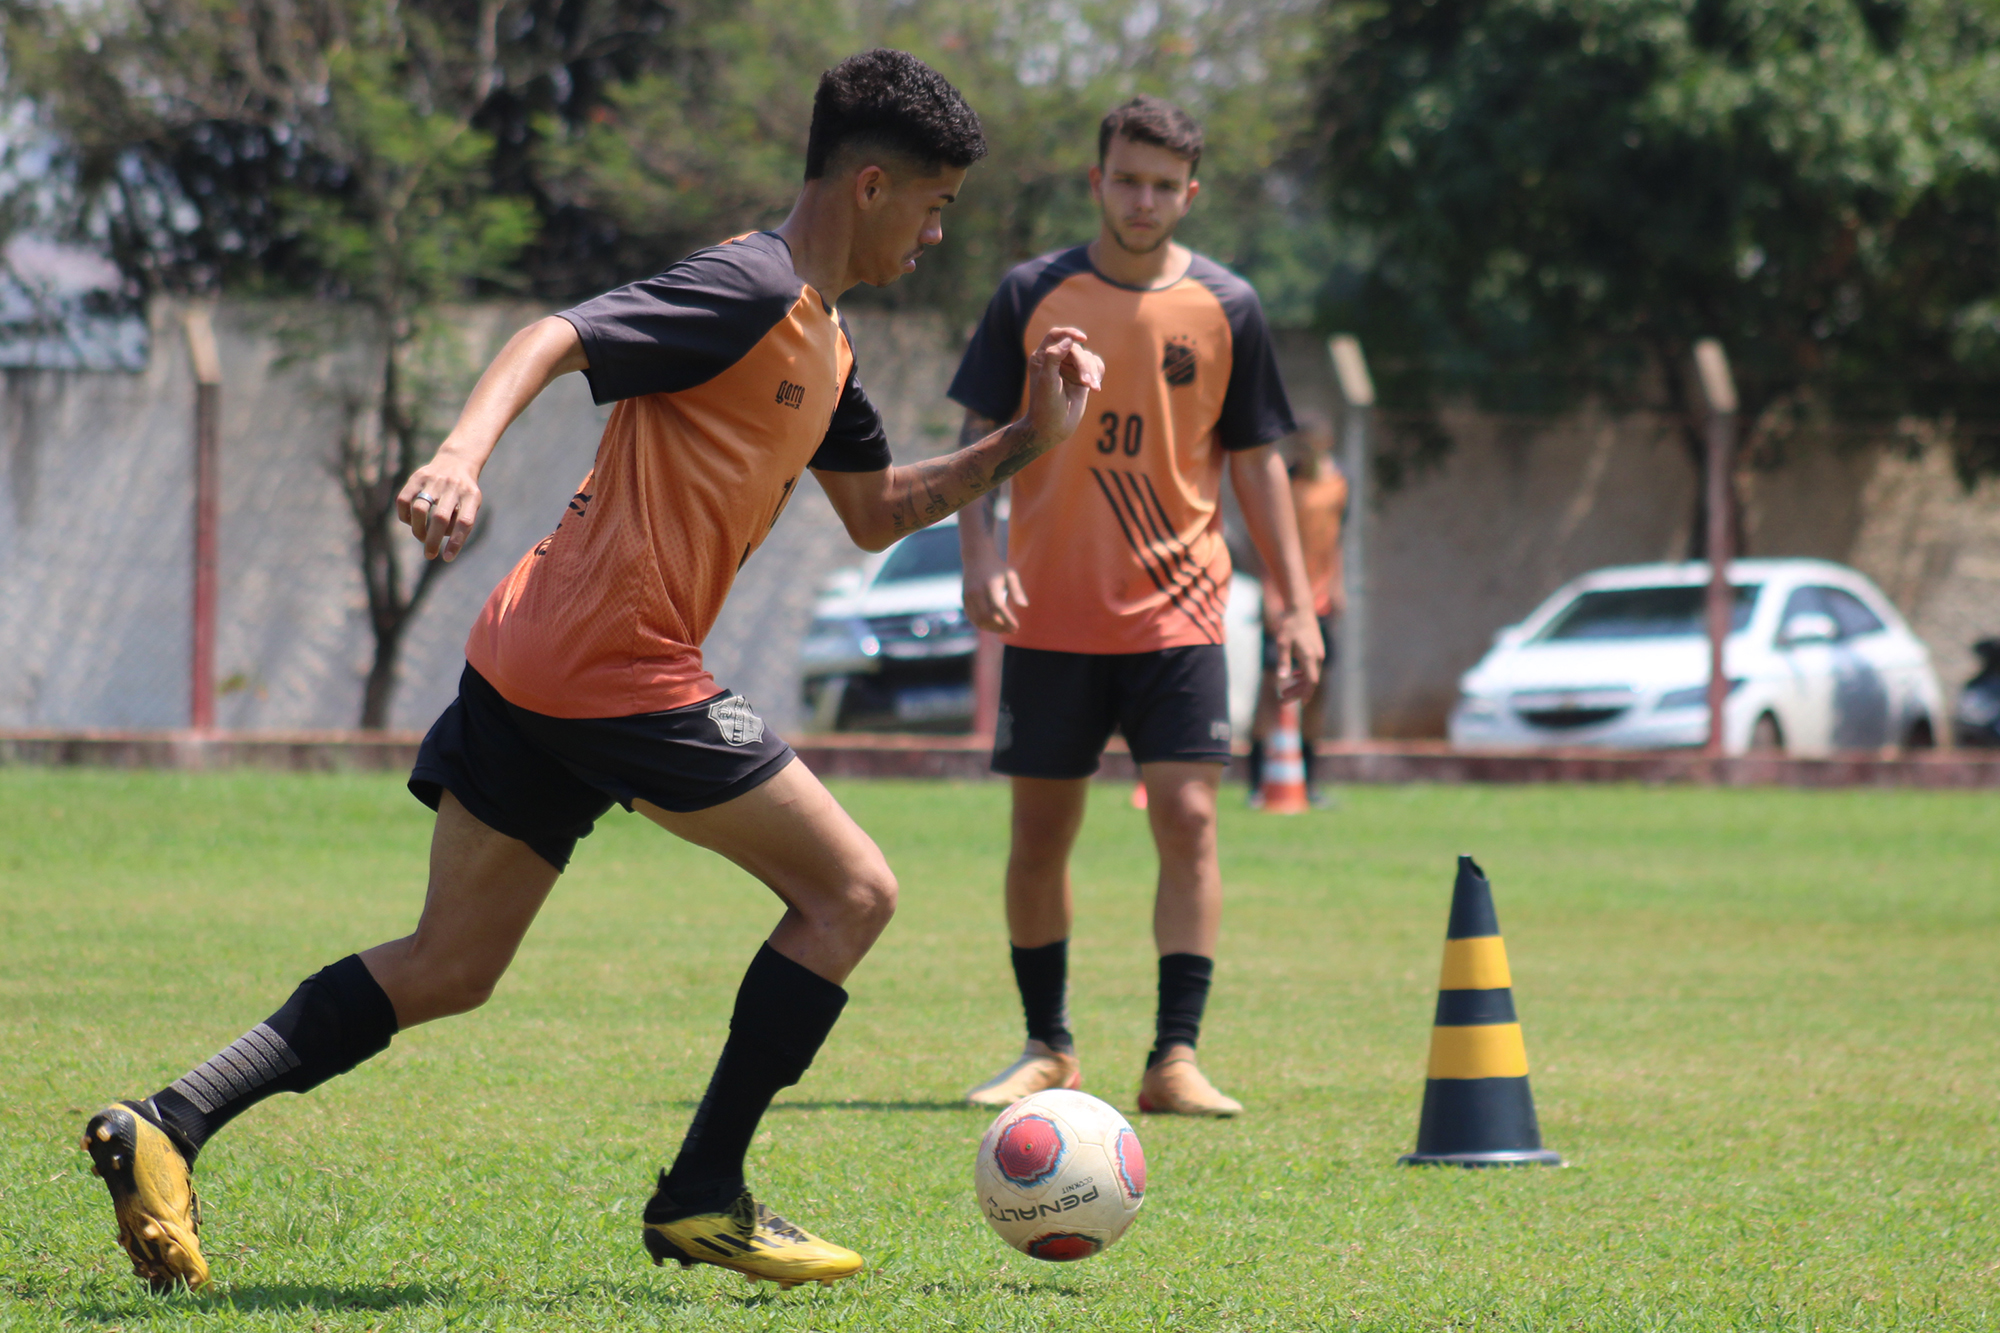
[952,97,1322,1117]
[80,49,1102,1293]
[1247,420,1347,807]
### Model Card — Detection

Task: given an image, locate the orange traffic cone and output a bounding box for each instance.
[1399,856,1562,1167]
[1130,782,1148,810]
[1257,702,1309,814]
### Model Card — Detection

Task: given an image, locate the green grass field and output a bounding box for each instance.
[1,769,1995,1331]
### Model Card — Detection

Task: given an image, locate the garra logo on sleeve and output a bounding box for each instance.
[775,380,806,409]
[708,695,766,746]
[1161,336,1197,387]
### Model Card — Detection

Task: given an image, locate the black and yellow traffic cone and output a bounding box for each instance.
[1399,856,1562,1167]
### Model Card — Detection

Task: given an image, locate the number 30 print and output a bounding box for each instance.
[1095,412,1144,456]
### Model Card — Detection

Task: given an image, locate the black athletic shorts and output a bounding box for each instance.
[409,664,795,872]
[992,644,1232,779]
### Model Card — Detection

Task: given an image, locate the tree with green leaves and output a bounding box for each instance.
[540,0,1335,325]
[1320,0,2000,534]
[3,0,1333,723]
[2,0,653,725]
[303,35,540,728]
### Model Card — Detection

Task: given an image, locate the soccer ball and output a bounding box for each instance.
[974,1089,1146,1261]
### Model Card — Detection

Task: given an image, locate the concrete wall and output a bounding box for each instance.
[0,299,964,734]
[2,301,1994,736]
[1275,334,2000,736]
[1847,446,2000,700]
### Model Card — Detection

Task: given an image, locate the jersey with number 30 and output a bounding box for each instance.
[949,245,1294,655]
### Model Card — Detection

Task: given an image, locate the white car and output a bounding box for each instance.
[801,514,1264,732]
[1448,559,1944,756]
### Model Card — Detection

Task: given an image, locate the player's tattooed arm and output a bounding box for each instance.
[816,328,1101,551]
[880,418,1031,537]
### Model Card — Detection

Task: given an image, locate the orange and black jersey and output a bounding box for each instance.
[467,230,889,719]
[949,245,1294,655]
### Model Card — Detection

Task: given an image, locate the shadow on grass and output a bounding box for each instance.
[220,1282,454,1312]
[767,1099,977,1114]
[653,1097,975,1113]
[909,1277,1089,1298]
[67,1281,449,1320]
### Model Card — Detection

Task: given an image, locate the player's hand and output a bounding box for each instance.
[399,446,483,562]
[1270,607,1325,704]
[963,561,1029,634]
[1023,325,1102,446]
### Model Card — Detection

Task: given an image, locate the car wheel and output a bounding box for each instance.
[1901,715,1936,751]
[1750,713,1784,755]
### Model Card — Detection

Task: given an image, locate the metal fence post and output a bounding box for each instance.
[1329,335,1374,743]
[185,308,222,732]
[1693,339,1737,762]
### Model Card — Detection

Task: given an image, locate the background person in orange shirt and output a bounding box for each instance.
[1248,419,1347,807]
[952,97,1322,1118]
[79,50,1103,1295]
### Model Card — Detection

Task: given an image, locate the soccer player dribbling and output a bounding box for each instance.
[79,50,1103,1293]
[953,97,1324,1117]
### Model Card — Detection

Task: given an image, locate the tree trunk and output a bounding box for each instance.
[359,612,408,731]
[1655,339,1750,561]
[342,322,455,730]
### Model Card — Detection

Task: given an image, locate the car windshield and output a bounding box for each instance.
[1537,584,1761,641]
[873,526,963,584]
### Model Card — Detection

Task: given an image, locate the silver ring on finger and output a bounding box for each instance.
[414,491,438,507]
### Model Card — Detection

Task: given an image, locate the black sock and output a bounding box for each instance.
[1010,940,1073,1053]
[1302,737,1319,793]
[1146,953,1214,1070]
[653,943,847,1217]
[1247,739,1266,794]
[149,954,398,1161]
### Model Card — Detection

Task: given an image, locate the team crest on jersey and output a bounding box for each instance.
[1161,336,1197,387]
[708,695,765,746]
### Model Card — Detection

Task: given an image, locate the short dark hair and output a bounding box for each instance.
[805,50,987,180]
[1097,96,1203,176]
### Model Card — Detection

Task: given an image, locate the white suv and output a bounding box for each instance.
[1448,559,1944,756]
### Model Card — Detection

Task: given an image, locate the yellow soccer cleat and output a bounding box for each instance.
[1137,1052,1244,1118]
[642,1181,862,1289]
[81,1101,209,1291]
[964,1040,1082,1108]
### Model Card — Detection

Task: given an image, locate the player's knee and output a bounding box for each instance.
[431,960,505,1016]
[847,862,899,933]
[1151,791,1217,852]
[821,855,897,941]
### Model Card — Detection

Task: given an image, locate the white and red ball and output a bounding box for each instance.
[974,1089,1146,1261]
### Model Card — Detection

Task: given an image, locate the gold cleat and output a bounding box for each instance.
[642,1182,862,1289]
[964,1040,1082,1108]
[82,1101,209,1291]
[1137,1053,1244,1118]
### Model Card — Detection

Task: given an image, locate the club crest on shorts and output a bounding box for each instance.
[708,695,765,746]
